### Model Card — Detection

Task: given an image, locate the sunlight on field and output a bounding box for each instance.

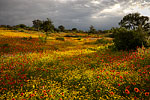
[0,29,43,38]
[0,29,150,100]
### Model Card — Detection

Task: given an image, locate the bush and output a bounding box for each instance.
[39,36,46,43]
[29,36,32,40]
[113,27,148,50]
[56,37,65,41]
[95,38,112,44]
[19,30,24,32]
[0,43,9,47]
[106,33,114,38]
[64,35,83,38]
[22,37,28,40]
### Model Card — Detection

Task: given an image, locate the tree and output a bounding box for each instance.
[58,25,65,32]
[32,19,42,31]
[18,24,27,29]
[41,18,54,33]
[72,28,78,32]
[89,25,97,34]
[119,13,150,31]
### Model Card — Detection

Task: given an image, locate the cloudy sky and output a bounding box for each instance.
[0,0,150,30]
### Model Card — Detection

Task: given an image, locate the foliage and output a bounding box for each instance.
[0,43,9,47]
[119,13,150,31]
[72,28,78,33]
[56,37,65,41]
[21,36,32,40]
[106,33,114,38]
[89,25,97,34]
[58,25,65,32]
[32,18,55,33]
[18,24,27,29]
[41,18,54,33]
[113,27,148,50]
[39,36,47,43]
[32,19,43,31]
[64,35,84,38]
[95,38,112,44]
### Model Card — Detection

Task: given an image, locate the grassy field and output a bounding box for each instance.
[0,28,150,100]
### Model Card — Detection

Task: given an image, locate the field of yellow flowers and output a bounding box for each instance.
[0,28,150,100]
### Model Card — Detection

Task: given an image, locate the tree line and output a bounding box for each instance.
[0,13,149,36]
[0,18,109,34]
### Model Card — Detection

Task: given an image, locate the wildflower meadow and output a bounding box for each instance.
[0,28,150,100]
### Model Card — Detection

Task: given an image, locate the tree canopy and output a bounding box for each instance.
[89,25,97,34]
[32,19,42,31]
[58,25,65,32]
[119,13,150,31]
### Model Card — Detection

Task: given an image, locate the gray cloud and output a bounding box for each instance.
[0,0,150,30]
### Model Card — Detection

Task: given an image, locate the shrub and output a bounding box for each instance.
[39,36,46,43]
[106,33,114,38]
[22,37,28,40]
[77,37,81,40]
[0,43,9,47]
[56,37,65,41]
[113,27,148,50]
[95,38,112,44]
[64,35,82,38]
[19,30,24,32]
[29,36,32,40]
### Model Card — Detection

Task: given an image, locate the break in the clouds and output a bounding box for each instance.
[0,0,150,30]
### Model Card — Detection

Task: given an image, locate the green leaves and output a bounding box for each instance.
[119,13,150,31]
[113,27,148,50]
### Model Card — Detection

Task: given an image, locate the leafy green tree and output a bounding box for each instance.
[72,28,78,32]
[119,13,150,31]
[58,25,65,32]
[0,25,7,28]
[32,19,43,31]
[18,24,27,29]
[41,18,54,33]
[89,25,97,34]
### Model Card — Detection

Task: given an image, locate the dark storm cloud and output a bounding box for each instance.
[0,0,150,30]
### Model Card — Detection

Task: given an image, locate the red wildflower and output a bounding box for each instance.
[125,89,130,94]
[40,96,43,98]
[145,92,149,96]
[97,90,100,92]
[43,90,46,93]
[132,82,136,85]
[126,86,130,89]
[134,96,137,99]
[44,93,47,96]
[110,92,114,95]
[21,93,24,96]
[48,89,50,92]
[31,94,35,97]
[120,76,123,79]
[61,92,64,96]
[20,84,23,87]
[134,88,139,93]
